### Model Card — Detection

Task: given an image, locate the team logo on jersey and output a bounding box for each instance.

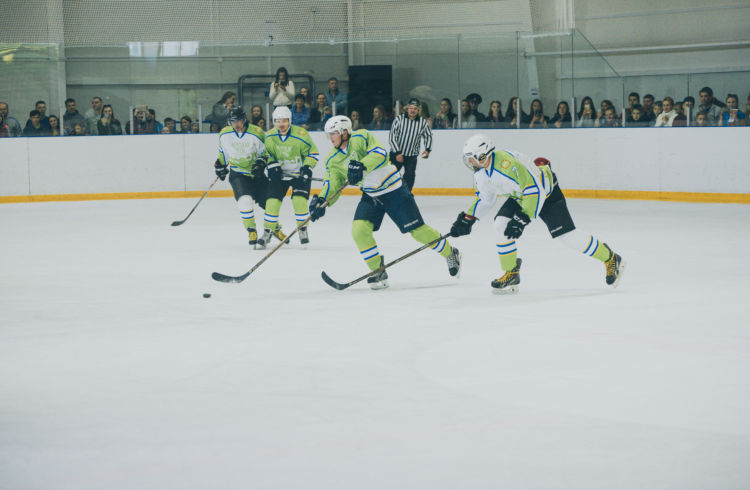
[501,159,511,169]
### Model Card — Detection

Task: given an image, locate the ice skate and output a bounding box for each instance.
[272,225,289,244]
[604,244,625,287]
[367,257,389,290]
[255,228,272,250]
[491,258,522,294]
[299,226,309,245]
[446,246,462,278]
[247,227,258,246]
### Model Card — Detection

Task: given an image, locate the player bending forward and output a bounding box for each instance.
[450,134,625,293]
[310,115,461,290]
[213,107,269,247]
[257,106,320,248]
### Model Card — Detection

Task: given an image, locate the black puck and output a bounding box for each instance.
[203,293,212,298]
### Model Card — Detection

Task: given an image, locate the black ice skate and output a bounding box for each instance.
[247,227,258,246]
[299,226,309,245]
[446,246,462,278]
[491,258,522,294]
[604,244,625,287]
[367,257,389,290]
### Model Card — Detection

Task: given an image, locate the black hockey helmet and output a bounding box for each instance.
[227,106,246,122]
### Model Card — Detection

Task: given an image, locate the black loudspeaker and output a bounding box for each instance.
[347,65,392,124]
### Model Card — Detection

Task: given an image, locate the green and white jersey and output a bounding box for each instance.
[320,129,398,200]
[264,125,319,179]
[467,150,555,220]
[217,124,265,176]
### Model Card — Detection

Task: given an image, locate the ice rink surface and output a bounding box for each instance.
[1,194,749,489]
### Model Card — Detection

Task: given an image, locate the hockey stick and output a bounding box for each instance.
[321,233,452,290]
[212,182,349,283]
[170,176,220,226]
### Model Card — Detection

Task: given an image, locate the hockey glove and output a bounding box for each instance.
[251,156,267,177]
[504,210,531,239]
[214,159,228,181]
[450,212,476,237]
[347,159,365,185]
[309,194,325,222]
[267,161,282,183]
[299,165,313,191]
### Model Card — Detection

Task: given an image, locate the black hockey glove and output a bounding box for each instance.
[309,194,325,222]
[299,165,313,192]
[504,210,531,239]
[347,159,365,185]
[450,212,476,237]
[267,161,282,183]
[214,159,228,181]
[251,156,267,177]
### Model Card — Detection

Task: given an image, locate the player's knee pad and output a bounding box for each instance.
[237,195,253,211]
[556,229,587,251]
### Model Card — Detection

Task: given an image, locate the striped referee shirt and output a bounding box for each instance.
[389,114,432,157]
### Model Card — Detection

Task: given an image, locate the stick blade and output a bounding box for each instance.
[321,271,350,290]
[170,220,185,227]
[211,271,250,283]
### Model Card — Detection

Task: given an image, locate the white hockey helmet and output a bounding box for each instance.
[324,115,352,135]
[272,105,292,122]
[462,134,495,171]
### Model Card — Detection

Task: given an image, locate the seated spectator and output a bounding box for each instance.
[250,105,264,127]
[652,101,662,124]
[694,111,709,127]
[419,102,433,128]
[319,107,331,127]
[576,96,596,128]
[210,121,222,133]
[626,92,640,118]
[350,109,362,130]
[62,98,86,135]
[22,110,49,137]
[641,94,656,124]
[697,87,722,125]
[179,116,193,133]
[0,111,8,138]
[654,96,678,127]
[147,109,163,133]
[460,99,476,128]
[466,93,486,122]
[528,98,549,128]
[291,94,311,128]
[270,67,295,108]
[48,115,61,136]
[125,107,157,135]
[212,91,236,128]
[505,96,530,128]
[325,76,347,115]
[721,93,746,126]
[70,121,88,136]
[487,100,505,128]
[298,86,312,108]
[369,104,391,130]
[160,127,171,134]
[627,104,649,127]
[97,105,123,135]
[432,98,456,129]
[85,96,104,135]
[191,121,200,133]
[27,100,50,130]
[549,101,572,128]
[163,117,177,133]
[599,107,621,128]
[309,94,326,129]
[596,99,615,127]
[0,101,22,136]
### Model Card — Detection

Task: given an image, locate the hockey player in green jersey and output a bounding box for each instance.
[213,107,268,246]
[257,106,320,248]
[449,134,625,293]
[310,115,461,290]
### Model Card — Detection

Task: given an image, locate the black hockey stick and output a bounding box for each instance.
[321,234,452,290]
[212,182,349,283]
[170,176,220,226]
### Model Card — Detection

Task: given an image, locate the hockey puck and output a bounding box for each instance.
[203,293,212,298]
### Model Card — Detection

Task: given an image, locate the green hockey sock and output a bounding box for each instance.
[292,195,310,227]
[410,224,452,258]
[352,220,382,271]
[263,198,282,230]
[497,239,518,271]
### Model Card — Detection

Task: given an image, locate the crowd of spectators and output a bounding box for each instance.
[2,85,746,139]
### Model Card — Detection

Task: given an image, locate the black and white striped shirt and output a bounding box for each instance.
[389,114,432,157]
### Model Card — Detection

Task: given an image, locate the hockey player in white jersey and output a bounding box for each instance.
[449,134,625,293]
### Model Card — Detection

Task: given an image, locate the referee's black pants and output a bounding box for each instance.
[393,155,418,191]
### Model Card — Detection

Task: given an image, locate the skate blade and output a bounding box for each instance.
[449,251,463,279]
[254,243,266,250]
[492,285,519,295]
[609,259,627,288]
[369,280,389,291]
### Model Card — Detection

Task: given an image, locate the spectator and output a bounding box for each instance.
[0,111,8,138]
[47,115,61,136]
[466,93,486,123]
[549,101,572,128]
[641,94,656,123]
[147,109,163,133]
[576,96,596,128]
[179,116,193,133]
[506,97,530,128]
[160,127,171,134]
[528,98,549,128]
[652,101,662,124]
[163,117,177,133]
[599,107,621,128]
[388,97,432,191]
[419,102,432,128]
[745,93,750,120]
[250,105,264,127]
[212,91,236,128]
[62,98,85,135]
[432,98,457,129]
[85,96,104,135]
[697,87,722,126]
[596,99,615,127]
[626,104,649,127]
[325,76,347,115]
[721,93,746,126]
[654,96,678,127]
[291,94,311,128]
[254,118,266,131]
[0,101,22,136]
[71,121,88,136]
[97,104,122,135]
[694,111,709,127]
[626,92,640,117]
[459,99,476,128]
[210,121,222,133]
[350,109,362,130]
[191,121,200,133]
[309,94,326,129]
[319,108,330,128]
[679,96,696,125]
[298,86,312,108]
[22,110,49,137]
[487,100,505,128]
[125,106,157,135]
[27,100,50,130]
[368,104,389,130]
[269,66,295,108]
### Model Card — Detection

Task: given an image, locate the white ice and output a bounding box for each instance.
[1,195,749,490]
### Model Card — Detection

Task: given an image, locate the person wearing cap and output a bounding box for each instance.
[466,93,487,123]
[388,97,433,191]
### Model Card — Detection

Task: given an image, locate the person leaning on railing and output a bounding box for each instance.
[97,105,122,135]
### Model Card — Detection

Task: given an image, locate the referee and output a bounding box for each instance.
[389,98,432,191]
